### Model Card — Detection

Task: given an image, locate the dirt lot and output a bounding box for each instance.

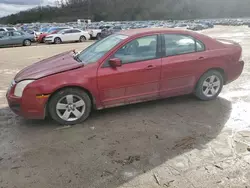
[0,26,250,188]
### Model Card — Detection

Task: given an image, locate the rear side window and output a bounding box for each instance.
[0,29,5,31]
[196,40,205,52]
[163,34,205,56]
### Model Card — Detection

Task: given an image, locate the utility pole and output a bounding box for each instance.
[39,0,42,10]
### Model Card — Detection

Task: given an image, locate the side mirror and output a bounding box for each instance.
[109,58,122,68]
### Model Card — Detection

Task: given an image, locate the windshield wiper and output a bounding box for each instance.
[73,54,82,63]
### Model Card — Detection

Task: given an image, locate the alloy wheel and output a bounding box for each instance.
[55,38,61,44]
[202,75,221,97]
[56,94,86,122]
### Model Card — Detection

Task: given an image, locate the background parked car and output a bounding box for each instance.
[0,31,35,47]
[0,27,17,32]
[88,25,111,40]
[44,28,90,44]
[6,28,244,124]
[100,26,123,39]
[37,27,72,43]
[34,27,49,40]
[88,26,102,40]
[0,27,17,35]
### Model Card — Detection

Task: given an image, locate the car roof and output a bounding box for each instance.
[119,28,194,36]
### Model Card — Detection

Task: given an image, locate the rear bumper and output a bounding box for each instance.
[226,60,244,84]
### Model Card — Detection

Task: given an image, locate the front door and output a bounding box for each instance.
[70,29,81,41]
[160,34,206,97]
[11,31,24,44]
[97,35,162,108]
[61,30,73,42]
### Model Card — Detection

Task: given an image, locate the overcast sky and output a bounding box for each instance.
[0,0,56,17]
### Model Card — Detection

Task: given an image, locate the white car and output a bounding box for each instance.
[0,27,17,34]
[88,28,102,39]
[44,28,90,44]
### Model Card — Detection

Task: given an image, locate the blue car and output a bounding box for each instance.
[0,31,35,47]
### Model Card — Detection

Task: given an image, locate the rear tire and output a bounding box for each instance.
[23,39,31,46]
[54,37,62,44]
[79,36,86,42]
[195,70,224,101]
[49,88,92,125]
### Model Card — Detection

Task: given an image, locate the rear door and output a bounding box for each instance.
[160,34,206,97]
[0,35,10,46]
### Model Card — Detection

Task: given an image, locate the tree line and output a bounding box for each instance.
[1,0,250,24]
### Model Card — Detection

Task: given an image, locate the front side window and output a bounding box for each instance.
[64,30,72,34]
[113,35,157,64]
[71,29,81,33]
[13,31,22,36]
[76,34,128,64]
[59,30,71,34]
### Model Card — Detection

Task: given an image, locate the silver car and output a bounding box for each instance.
[0,31,35,47]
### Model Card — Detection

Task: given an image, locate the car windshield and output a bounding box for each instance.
[76,34,128,64]
[47,28,57,33]
[40,28,48,32]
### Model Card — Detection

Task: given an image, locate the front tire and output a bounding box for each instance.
[49,88,92,125]
[79,36,86,42]
[54,37,62,44]
[195,70,224,101]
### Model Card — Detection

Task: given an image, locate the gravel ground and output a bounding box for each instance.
[0,26,250,188]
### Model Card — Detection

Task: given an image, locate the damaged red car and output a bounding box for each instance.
[6,28,244,124]
[37,27,71,43]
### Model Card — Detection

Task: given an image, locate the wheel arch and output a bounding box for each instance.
[54,37,62,43]
[45,85,96,117]
[196,67,227,88]
[23,38,31,45]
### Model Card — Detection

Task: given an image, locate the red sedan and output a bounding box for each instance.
[6,28,244,124]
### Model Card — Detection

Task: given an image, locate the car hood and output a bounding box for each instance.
[15,51,83,82]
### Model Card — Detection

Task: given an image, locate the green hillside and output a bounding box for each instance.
[0,0,250,24]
